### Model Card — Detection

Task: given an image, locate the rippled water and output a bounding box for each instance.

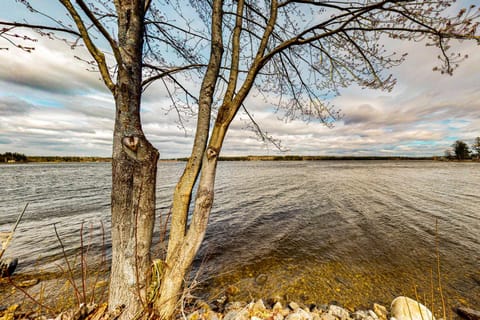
[1,161,479,311]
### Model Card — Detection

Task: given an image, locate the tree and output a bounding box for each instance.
[2,1,480,319]
[154,1,480,318]
[472,137,480,159]
[453,140,471,160]
[444,149,454,159]
[2,1,200,319]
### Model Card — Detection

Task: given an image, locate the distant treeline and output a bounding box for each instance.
[174,155,437,161]
[0,152,27,163]
[0,152,111,163]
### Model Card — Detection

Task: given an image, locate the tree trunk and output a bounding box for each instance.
[108,77,159,319]
[108,2,158,319]
[155,149,219,319]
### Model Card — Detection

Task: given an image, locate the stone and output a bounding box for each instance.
[321,313,338,320]
[253,299,267,314]
[368,310,379,320]
[275,314,285,320]
[255,274,268,285]
[351,310,369,320]
[0,258,18,278]
[391,296,435,320]
[223,309,249,320]
[455,306,480,320]
[287,310,313,320]
[329,305,350,320]
[17,279,39,287]
[225,301,246,312]
[273,302,284,313]
[373,304,388,320]
[290,302,300,311]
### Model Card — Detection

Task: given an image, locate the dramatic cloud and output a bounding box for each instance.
[0,7,479,158]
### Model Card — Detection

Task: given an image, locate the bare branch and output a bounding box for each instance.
[58,0,116,92]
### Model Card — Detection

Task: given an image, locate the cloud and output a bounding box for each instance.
[0,15,479,158]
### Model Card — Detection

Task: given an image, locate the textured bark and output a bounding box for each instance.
[153,0,225,318]
[108,1,159,320]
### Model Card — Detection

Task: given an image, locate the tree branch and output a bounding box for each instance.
[58,0,116,92]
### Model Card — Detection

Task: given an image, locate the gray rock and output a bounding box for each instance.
[351,310,370,320]
[455,306,480,320]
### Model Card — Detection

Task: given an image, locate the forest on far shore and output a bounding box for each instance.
[1,138,479,163]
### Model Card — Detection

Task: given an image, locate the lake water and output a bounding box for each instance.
[0,161,479,312]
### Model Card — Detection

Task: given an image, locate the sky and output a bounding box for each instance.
[0,2,479,159]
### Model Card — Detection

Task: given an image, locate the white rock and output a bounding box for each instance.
[286,310,312,320]
[328,305,350,320]
[290,302,300,311]
[321,314,338,320]
[391,296,435,320]
[368,310,379,320]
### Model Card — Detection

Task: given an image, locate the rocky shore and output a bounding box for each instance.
[184,296,442,320]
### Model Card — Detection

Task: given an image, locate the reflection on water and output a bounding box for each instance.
[0,161,479,311]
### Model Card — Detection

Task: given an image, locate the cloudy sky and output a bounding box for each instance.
[1,2,479,159]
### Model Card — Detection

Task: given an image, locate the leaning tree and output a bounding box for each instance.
[153,1,480,318]
[2,0,479,319]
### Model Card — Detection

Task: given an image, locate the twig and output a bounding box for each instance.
[435,219,447,320]
[80,222,87,304]
[7,276,55,313]
[53,223,82,306]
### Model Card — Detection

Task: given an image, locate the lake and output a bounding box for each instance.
[0,161,479,311]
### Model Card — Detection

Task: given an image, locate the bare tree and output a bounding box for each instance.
[1,1,205,319]
[2,1,480,319]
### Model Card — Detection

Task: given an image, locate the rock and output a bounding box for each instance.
[0,258,18,278]
[273,302,284,313]
[225,301,246,312]
[286,309,313,320]
[223,309,249,320]
[290,302,301,311]
[391,296,435,320]
[455,306,480,320]
[256,274,268,285]
[320,313,338,320]
[328,305,350,320]
[253,299,267,314]
[17,278,39,287]
[286,314,304,320]
[373,304,388,320]
[351,310,370,320]
[368,310,379,320]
